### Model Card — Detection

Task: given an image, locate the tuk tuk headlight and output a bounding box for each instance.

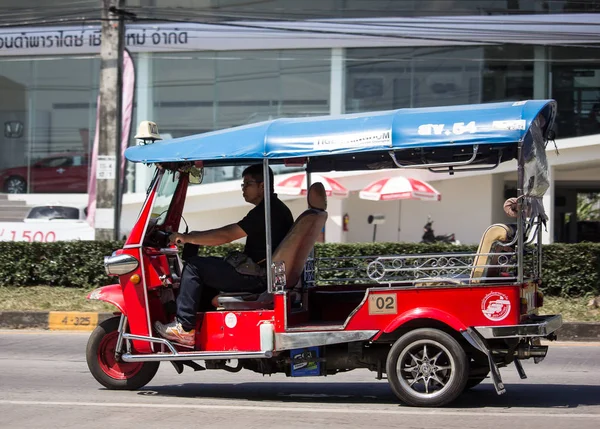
[104,254,139,276]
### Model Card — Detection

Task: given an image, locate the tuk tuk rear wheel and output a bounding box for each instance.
[86,316,160,390]
[386,328,469,407]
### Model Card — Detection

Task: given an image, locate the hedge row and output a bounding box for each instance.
[0,241,598,297]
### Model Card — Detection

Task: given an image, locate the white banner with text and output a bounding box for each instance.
[0,222,95,242]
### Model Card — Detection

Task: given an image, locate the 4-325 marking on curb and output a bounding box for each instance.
[48,312,98,331]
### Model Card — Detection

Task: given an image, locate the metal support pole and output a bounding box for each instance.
[114,6,125,240]
[517,141,524,284]
[95,0,124,240]
[263,159,273,293]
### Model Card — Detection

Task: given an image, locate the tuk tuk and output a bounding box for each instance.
[86,99,562,407]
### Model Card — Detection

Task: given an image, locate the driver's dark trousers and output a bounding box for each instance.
[176,256,266,331]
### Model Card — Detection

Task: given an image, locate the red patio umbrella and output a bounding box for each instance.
[275,173,349,198]
[359,176,441,242]
[359,176,441,202]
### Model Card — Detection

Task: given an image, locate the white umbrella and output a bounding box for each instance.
[275,173,349,198]
[359,176,441,201]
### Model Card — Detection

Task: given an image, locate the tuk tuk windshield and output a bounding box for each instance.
[150,169,180,226]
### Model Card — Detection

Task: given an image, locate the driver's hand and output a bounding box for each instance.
[169,232,185,246]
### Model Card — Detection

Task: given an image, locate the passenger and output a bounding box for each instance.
[155,164,294,345]
[503,197,531,218]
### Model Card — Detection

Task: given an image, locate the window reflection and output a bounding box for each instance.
[346,47,486,112]
[0,57,98,194]
[551,46,600,138]
[344,45,546,131]
[151,49,330,185]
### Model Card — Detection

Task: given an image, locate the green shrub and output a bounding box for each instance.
[0,241,598,297]
[0,241,124,288]
[540,243,600,297]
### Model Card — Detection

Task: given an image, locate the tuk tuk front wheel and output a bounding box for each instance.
[86,316,160,390]
[386,328,469,407]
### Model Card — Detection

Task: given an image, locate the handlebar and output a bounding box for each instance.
[143,229,171,249]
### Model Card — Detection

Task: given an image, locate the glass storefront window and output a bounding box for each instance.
[481,45,534,103]
[346,45,538,114]
[345,47,483,113]
[551,46,600,138]
[151,49,330,184]
[0,56,98,193]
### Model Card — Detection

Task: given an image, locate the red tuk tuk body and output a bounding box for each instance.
[87,100,562,407]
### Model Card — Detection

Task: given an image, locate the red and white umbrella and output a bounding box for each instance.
[359,176,441,202]
[275,173,349,198]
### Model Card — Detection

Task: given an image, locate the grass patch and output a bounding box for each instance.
[541,296,600,322]
[0,286,114,312]
[0,286,598,322]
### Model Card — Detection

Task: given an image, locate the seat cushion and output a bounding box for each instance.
[471,224,515,281]
[215,291,274,310]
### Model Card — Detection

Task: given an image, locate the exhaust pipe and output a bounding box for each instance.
[516,344,548,359]
[493,344,548,360]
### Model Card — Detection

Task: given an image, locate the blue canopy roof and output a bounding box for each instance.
[125,100,556,164]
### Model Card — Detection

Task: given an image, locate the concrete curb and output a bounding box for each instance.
[0,311,598,341]
[0,311,115,331]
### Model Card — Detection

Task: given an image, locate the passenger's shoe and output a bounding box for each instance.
[154,320,195,346]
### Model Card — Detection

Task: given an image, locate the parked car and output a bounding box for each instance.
[23,205,87,222]
[0,153,89,194]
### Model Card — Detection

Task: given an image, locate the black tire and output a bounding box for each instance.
[386,328,469,407]
[3,176,26,193]
[86,316,159,390]
[464,353,490,390]
[464,373,489,390]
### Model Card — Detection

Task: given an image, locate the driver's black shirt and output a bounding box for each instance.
[237,193,294,265]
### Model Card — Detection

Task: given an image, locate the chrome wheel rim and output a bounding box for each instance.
[396,339,456,399]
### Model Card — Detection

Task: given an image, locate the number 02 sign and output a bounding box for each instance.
[368,293,397,315]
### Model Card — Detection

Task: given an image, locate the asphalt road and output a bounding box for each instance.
[0,330,599,429]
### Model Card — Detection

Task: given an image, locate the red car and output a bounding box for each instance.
[0,153,89,193]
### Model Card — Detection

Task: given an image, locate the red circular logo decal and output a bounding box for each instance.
[481,292,511,322]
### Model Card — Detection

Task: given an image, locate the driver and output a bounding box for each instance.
[155,164,294,345]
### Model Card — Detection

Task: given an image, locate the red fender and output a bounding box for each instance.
[87,284,126,315]
[380,307,468,337]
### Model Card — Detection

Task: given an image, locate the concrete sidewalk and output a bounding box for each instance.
[0,310,599,341]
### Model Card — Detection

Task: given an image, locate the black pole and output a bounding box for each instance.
[113,6,124,241]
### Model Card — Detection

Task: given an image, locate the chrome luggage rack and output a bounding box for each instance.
[304,248,539,287]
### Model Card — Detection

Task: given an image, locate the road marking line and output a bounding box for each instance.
[0,400,598,418]
[48,312,98,331]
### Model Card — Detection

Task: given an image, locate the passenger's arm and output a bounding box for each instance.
[170,223,246,246]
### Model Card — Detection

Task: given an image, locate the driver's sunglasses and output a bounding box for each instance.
[241,180,262,188]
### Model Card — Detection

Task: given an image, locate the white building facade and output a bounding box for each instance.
[1,1,599,244]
